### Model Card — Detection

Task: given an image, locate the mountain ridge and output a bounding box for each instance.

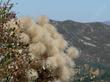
[50,20,110,68]
[103,21,110,25]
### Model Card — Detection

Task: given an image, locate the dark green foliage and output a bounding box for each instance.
[0,0,16,28]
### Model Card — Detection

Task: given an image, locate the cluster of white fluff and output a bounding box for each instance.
[17,16,79,82]
[3,19,21,33]
[26,68,38,80]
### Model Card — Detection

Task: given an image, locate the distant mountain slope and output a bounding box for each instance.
[50,20,110,68]
[103,21,110,25]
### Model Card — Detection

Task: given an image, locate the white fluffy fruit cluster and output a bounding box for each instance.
[17,16,79,82]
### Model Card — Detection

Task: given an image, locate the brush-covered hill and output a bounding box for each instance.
[50,20,110,67]
[50,20,110,81]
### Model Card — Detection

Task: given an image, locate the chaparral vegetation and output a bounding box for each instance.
[0,0,110,82]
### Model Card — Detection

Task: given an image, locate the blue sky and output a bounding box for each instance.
[12,0,110,22]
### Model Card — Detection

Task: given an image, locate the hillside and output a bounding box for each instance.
[104,21,110,25]
[51,20,110,67]
[50,20,110,81]
[50,20,110,68]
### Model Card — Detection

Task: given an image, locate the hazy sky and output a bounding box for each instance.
[12,0,110,22]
